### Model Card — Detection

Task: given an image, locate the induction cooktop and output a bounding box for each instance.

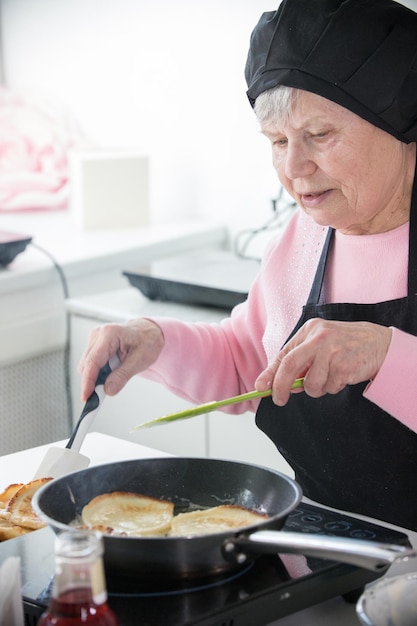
[0,502,411,626]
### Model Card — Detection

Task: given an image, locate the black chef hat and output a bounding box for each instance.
[245,0,417,143]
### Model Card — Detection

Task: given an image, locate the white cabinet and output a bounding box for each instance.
[0,216,227,454]
[0,214,227,367]
[68,288,294,475]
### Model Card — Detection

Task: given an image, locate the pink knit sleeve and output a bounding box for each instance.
[363,327,417,433]
[138,210,323,413]
[139,269,269,413]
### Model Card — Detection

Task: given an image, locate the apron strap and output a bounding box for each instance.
[407,159,417,296]
[306,227,334,306]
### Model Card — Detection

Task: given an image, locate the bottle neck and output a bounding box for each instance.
[38,531,118,626]
[51,554,108,605]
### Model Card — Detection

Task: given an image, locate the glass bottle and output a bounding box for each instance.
[38,530,119,626]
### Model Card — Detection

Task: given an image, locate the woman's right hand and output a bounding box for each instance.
[78,318,165,401]
[255,318,391,406]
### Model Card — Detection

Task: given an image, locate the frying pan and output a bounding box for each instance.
[32,458,414,582]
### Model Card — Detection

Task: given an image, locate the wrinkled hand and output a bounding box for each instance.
[255,318,392,405]
[78,318,165,401]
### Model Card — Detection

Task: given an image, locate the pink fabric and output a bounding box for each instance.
[0,86,82,211]
[364,328,417,432]
[142,209,417,433]
[279,554,312,578]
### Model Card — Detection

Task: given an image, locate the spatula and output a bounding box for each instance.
[32,354,120,479]
[132,377,304,430]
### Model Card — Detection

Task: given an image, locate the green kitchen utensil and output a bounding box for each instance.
[132,378,304,430]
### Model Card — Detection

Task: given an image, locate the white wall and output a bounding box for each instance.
[0,0,280,231]
[0,8,4,82]
[1,0,417,232]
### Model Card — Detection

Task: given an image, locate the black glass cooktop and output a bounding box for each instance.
[0,502,410,626]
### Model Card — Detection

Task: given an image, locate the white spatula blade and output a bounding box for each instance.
[32,354,120,480]
[32,446,90,479]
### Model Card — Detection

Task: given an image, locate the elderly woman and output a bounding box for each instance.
[79,0,417,530]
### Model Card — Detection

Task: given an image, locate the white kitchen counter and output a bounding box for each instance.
[0,212,227,296]
[0,210,227,365]
[65,247,261,322]
[1,433,416,626]
[0,213,228,455]
[66,285,235,324]
[0,431,171,491]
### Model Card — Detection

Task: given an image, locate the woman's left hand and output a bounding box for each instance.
[255,318,392,405]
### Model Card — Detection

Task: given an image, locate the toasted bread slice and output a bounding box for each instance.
[0,518,32,541]
[0,483,24,510]
[170,504,269,537]
[81,492,174,537]
[6,477,52,530]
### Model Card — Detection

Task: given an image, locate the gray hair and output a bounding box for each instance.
[254,85,297,125]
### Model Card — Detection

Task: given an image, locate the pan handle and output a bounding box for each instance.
[222,530,415,572]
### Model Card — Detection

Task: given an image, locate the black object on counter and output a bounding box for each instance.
[123,269,248,310]
[0,231,32,267]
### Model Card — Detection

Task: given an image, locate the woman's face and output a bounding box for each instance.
[261,91,416,235]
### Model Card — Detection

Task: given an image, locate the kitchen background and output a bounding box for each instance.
[0,0,282,230]
[1,0,417,471]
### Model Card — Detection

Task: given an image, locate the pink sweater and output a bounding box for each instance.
[142,210,417,434]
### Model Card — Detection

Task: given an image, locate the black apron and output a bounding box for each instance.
[256,175,417,531]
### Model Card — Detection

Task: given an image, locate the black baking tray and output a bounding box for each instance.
[123,250,259,311]
[123,271,248,310]
[0,231,32,267]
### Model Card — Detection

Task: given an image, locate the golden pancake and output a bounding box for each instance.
[170,504,268,537]
[81,492,174,537]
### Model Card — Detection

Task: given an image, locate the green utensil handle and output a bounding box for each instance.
[133,377,304,430]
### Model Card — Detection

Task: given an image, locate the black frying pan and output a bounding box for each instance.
[32,458,413,582]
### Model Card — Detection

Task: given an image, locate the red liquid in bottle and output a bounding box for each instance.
[37,531,119,626]
[38,587,118,625]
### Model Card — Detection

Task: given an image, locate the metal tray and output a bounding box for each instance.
[123,271,248,310]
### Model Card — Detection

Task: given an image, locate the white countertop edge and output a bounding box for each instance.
[0,432,171,492]
[65,287,233,324]
[0,220,228,294]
